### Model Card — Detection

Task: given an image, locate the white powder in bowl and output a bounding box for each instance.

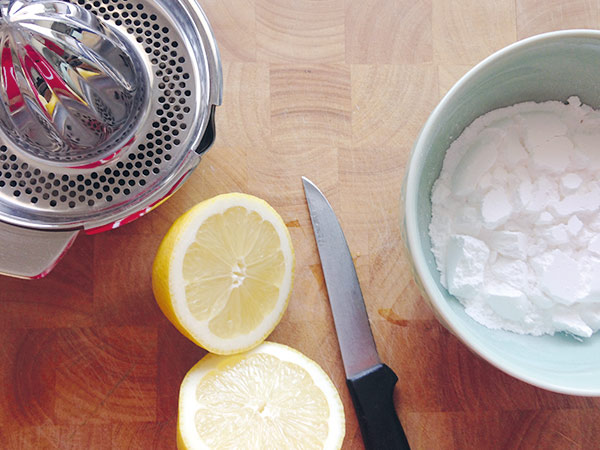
[429,96,600,338]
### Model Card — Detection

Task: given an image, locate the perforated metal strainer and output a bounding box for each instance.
[0,0,221,278]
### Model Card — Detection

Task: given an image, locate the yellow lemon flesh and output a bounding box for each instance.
[152,193,295,354]
[177,342,345,450]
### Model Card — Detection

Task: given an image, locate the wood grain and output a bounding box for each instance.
[433,0,516,65]
[516,0,600,39]
[345,0,433,64]
[256,0,346,63]
[2,1,600,449]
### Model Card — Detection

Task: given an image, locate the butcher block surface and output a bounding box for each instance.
[2,0,600,448]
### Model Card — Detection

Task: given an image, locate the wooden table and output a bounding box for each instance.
[2,0,600,448]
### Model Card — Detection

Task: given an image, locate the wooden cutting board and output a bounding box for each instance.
[2,0,600,448]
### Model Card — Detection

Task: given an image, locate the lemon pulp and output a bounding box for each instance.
[152,193,295,354]
[182,206,285,338]
[178,342,345,450]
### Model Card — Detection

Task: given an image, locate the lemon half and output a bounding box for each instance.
[177,342,345,449]
[152,193,295,354]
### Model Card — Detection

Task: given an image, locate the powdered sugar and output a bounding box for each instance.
[429,96,600,337]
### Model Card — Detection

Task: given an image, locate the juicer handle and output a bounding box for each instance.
[0,221,78,279]
[195,105,216,156]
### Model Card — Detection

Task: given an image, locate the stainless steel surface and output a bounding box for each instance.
[302,176,381,378]
[0,220,77,278]
[0,0,222,231]
[0,0,149,167]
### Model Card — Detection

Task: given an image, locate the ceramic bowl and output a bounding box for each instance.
[402,29,600,396]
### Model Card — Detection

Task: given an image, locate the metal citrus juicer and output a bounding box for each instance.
[0,0,222,278]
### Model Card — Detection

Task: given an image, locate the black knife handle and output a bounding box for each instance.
[346,363,411,450]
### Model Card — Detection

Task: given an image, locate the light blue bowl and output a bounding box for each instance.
[402,30,600,396]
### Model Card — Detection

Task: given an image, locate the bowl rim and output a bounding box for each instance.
[404,28,600,396]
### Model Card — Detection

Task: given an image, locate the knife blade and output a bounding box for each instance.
[302,177,410,450]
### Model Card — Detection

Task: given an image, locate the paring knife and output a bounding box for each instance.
[302,177,410,450]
